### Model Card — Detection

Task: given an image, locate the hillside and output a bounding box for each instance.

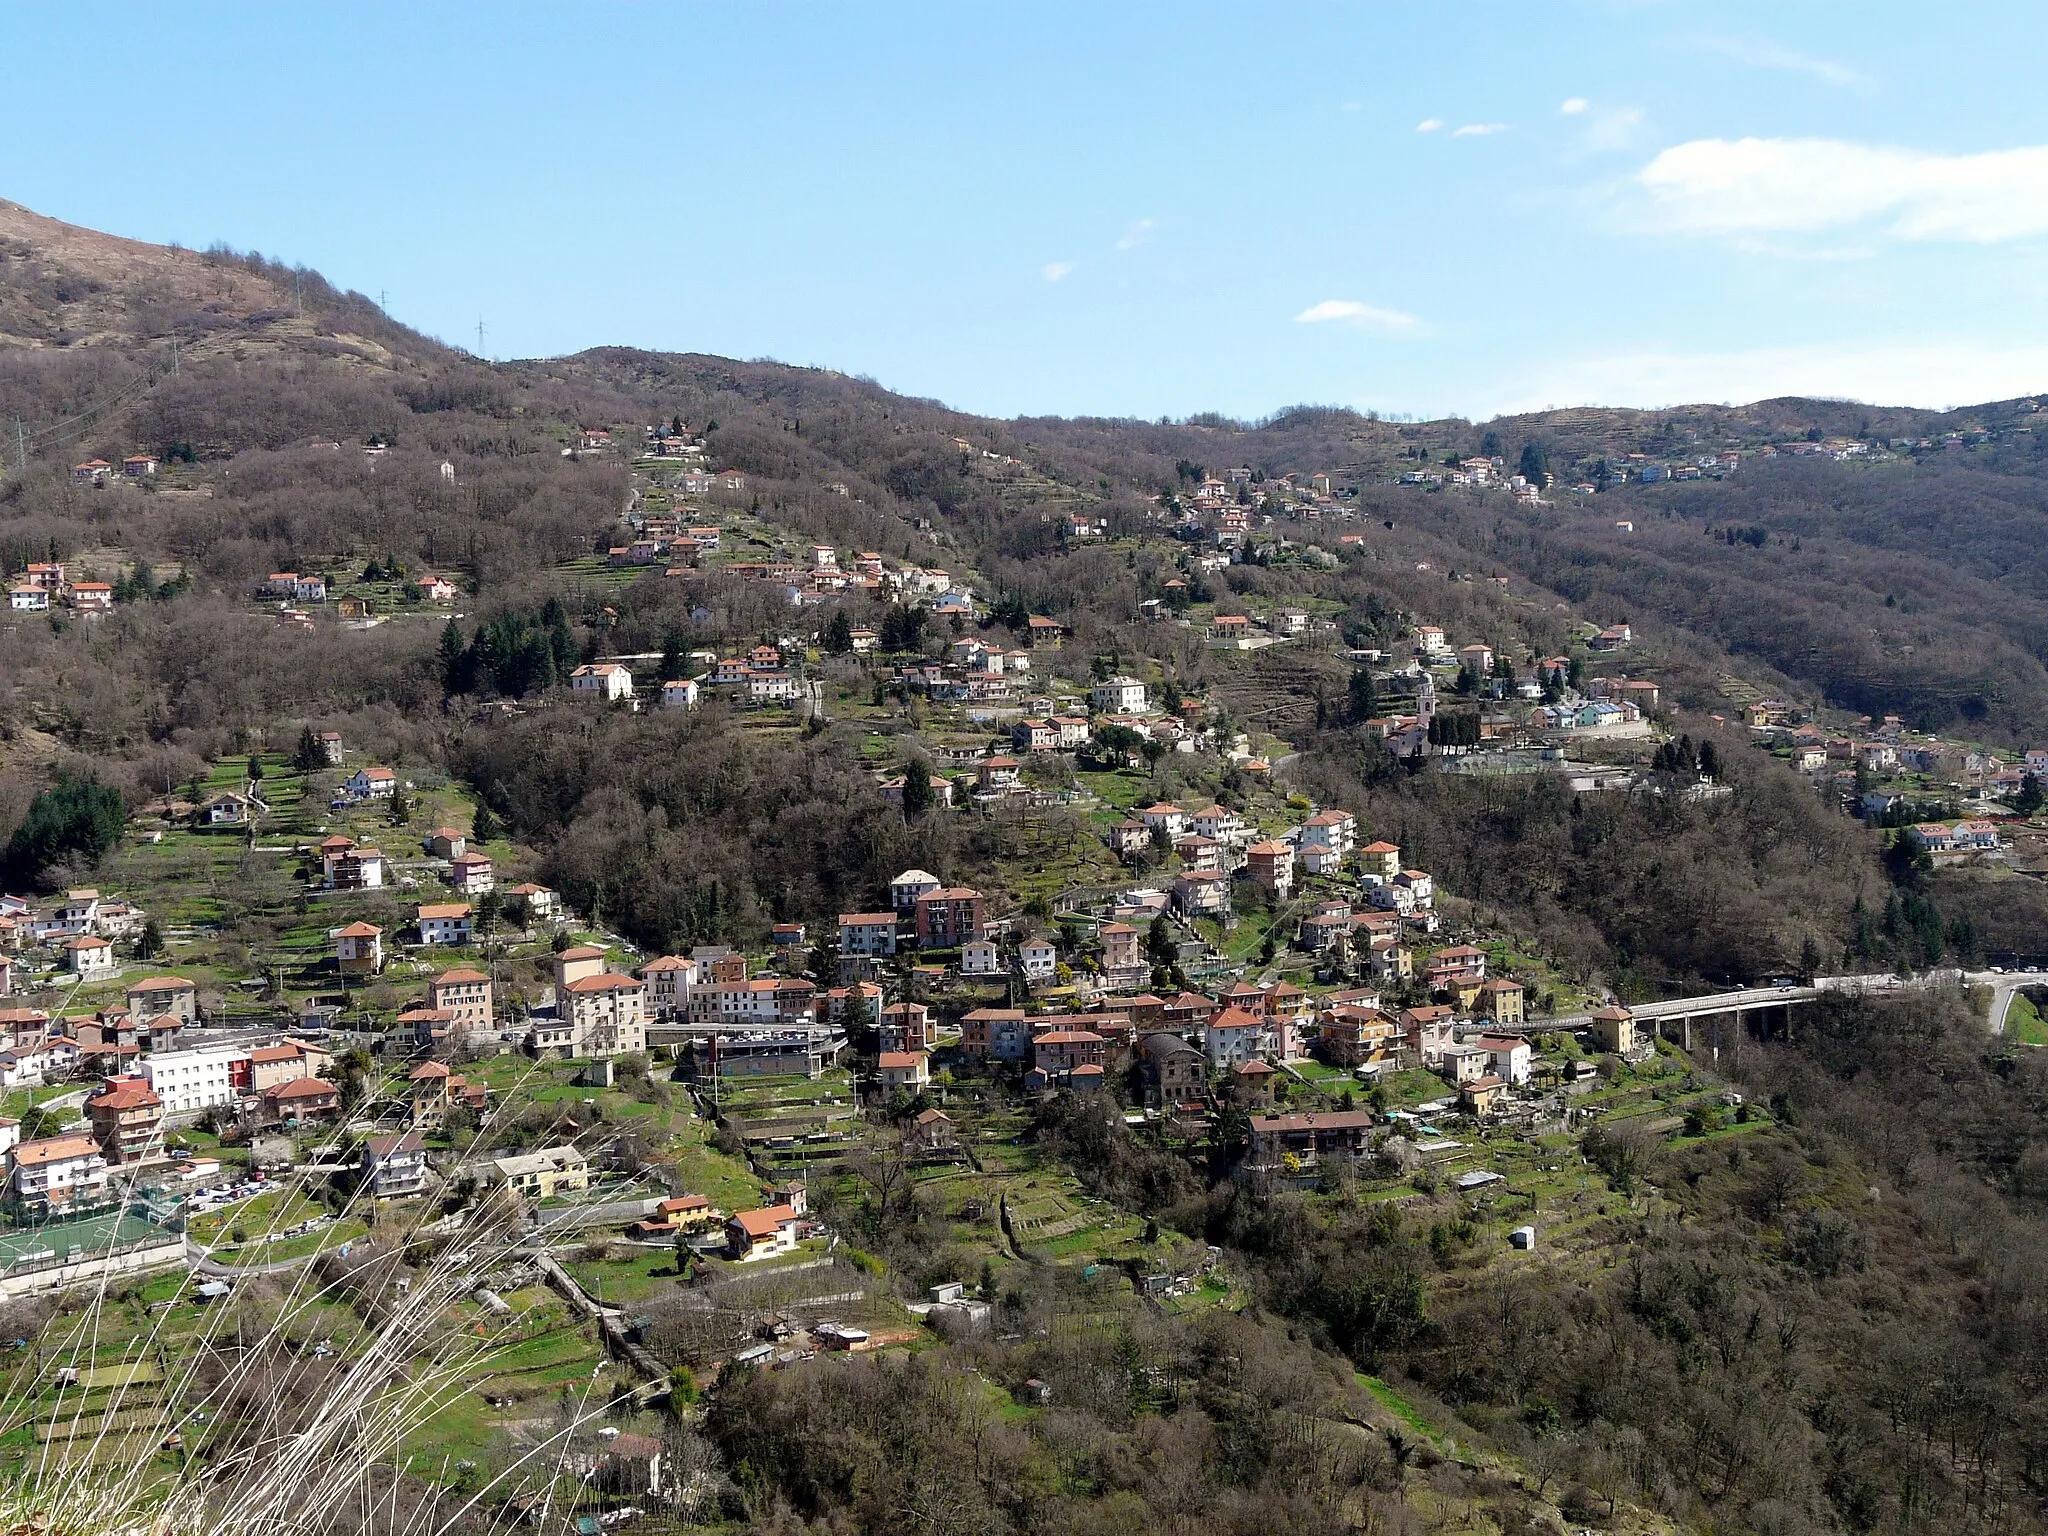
[2,203,2048,1536]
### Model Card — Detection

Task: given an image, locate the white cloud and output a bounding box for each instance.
[1040,261,1075,283]
[1415,118,1443,133]
[1560,97,1589,115]
[1115,217,1157,251]
[1639,137,2048,243]
[1583,106,1645,152]
[1691,34,1865,88]
[1452,122,1506,137]
[1293,299,1423,333]
[1483,342,2048,416]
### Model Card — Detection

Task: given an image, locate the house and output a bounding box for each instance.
[85,1076,162,1165]
[977,756,1022,790]
[1298,809,1357,866]
[326,844,387,890]
[1246,1110,1375,1171]
[839,912,899,959]
[1478,978,1526,1025]
[427,969,493,1033]
[62,935,117,978]
[1020,932,1059,986]
[362,1131,430,1199]
[1099,922,1143,979]
[125,976,197,1026]
[556,973,647,1058]
[449,852,495,895]
[66,581,113,612]
[1174,833,1222,873]
[1208,613,1251,642]
[960,937,1003,977]
[1024,615,1066,647]
[878,1001,931,1053]
[961,1007,1029,1059]
[1457,643,1495,676]
[1032,1030,1106,1078]
[425,828,467,861]
[1203,1007,1264,1070]
[1140,803,1188,840]
[1107,819,1151,856]
[265,1075,341,1125]
[891,868,943,914]
[1358,840,1402,882]
[1138,1031,1207,1109]
[914,888,984,947]
[8,586,49,612]
[419,574,458,603]
[346,766,397,800]
[123,454,157,477]
[336,922,384,976]
[570,663,635,702]
[247,1042,312,1093]
[1091,677,1149,714]
[1587,1004,1635,1055]
[7,1134,111,1219]
[1172,870,1229,917]
[140,1043,243,1118]
[727,1204,801,1260]
[416,904,473,946]
[906,1107,960,1157]
[504,883,561,922]
[1245,840,1294,896]
[1460,1076,1510,1117]
[72,460,113,485]
[661,678,699,710]
[1463,1029,1531,1085]
[877,1050,931,1093]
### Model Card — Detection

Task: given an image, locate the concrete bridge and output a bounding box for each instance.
[1532,969,2048,1051]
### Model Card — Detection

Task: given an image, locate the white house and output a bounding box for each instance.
[62,935,117,978]
[890,869,942,914]
[1091,676,1149,714]
[960,938,1003,977]
[571,663,635,702]
[661,678,699,710]
[416,903,473,946]
[346,766,397,800]
[1020,933,1059,986]
[141,1044,244,1119]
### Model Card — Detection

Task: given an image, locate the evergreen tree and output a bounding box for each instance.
[247,753,264,784]
[1517,442,1549,484]
[293,726,323,772]
[659,630,685,682]
[824,610,854,655]
[900,758,933,818]
[1347,667,1377,724]
[2,776,126,887]
[438,620,469,694]
[472,801,501,843]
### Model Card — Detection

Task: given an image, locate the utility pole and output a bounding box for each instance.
[171,338,179,377]
[476,319,486,359]
[12,417,23,471]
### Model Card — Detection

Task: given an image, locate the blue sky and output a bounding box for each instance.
[8,2,2048,421]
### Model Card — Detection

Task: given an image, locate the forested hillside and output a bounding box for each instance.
[6,203,2048,1536]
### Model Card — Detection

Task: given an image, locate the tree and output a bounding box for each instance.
[1517,441,1549,485]
[899,758,933,819]
[388,786,413,826]
[3,777,126,889]
[438,620,469,695]
[823,610,854,655]
[1480,430,1502,459]
[1698,740,1721,780]
[293,726,323,773]
[137,918,163,960]
[246,753,264,784]
[658,630,686,683]
[1347,667,1377,725]
[1146,917,1178,970]
[472,801,501,843]
[2017,772,2046,817]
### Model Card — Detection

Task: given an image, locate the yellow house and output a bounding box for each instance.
[487,1145,589,1199]
[1588,1004,1635,1055]
[1479,979,1526,1026]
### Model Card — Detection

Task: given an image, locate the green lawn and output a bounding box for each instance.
[2010,991,2048,1046]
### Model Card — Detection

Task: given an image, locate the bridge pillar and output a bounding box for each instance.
[1682,1015,1693,1052]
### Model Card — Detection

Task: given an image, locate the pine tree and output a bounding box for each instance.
[472,802,501,842]
[1347,667,1377,724]
[824,610,854,655]
[659,631,685,682]
[293,726,322,772]
[438,620,467,694]
[900,758,933,818]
